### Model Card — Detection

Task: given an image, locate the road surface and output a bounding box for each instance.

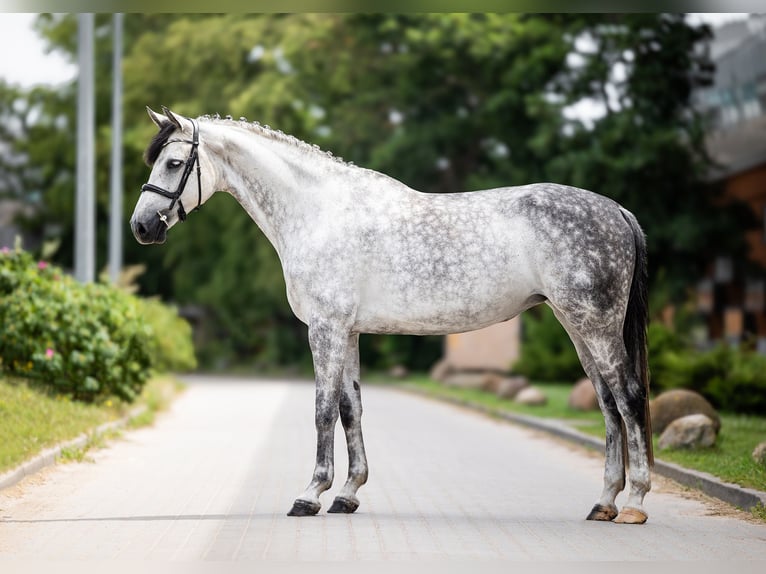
[1,376,765,562]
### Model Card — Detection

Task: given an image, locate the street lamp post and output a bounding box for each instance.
[74,13,95,284]
[109,13,124,285]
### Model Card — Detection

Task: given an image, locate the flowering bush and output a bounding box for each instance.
[0,247,195,403]
[135,296,197,374]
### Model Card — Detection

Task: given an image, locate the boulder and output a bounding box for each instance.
[482,372,504,393]
[658,414,717,450]
[514,386,547,406]
[387,364,409,379]
[753,442,766,466]
[568,377,599,411]
[494,376,529,400]
[429,359,452,382]
[649,389,721,435]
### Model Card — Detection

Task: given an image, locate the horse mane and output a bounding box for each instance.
[199,114,352,167]
[143,121,178,166]
[144,113,354,170]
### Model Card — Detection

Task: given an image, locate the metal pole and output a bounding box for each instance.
[74,13,95,283]
[108,13,123,284]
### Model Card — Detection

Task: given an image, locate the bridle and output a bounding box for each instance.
[140,118,202,225]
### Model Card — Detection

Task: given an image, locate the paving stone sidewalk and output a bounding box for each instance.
[1,376,765,561]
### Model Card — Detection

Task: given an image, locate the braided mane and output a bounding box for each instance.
[199,114,353,167]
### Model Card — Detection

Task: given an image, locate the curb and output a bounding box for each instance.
[0,405,146,492]
[397,384,766,513]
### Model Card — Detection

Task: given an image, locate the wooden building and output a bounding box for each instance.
[693,14,766,348]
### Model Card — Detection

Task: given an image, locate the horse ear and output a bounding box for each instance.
[146,106,166,129]
[161,106,185,132]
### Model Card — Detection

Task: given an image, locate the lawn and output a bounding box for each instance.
[388,376,766,493]
[0,375,182,474]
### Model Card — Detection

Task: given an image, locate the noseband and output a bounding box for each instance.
[140,118,202,225]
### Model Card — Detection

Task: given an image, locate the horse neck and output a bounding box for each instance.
[212,124,339,251]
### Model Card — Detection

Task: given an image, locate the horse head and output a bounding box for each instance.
[130,106,216,244]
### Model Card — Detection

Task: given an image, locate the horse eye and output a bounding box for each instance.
[166,159,183,169]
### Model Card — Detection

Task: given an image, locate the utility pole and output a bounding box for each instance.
[108,13,123,284]
[74,13,95,283]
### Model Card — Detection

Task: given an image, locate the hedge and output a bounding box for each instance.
[0,246,196,403]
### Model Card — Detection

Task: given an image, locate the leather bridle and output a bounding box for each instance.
[140,118,202,225]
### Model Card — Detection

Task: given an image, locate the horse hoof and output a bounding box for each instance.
[328,496,359,514]
[287,499,321,517]
[614,507,648,524]
[586,503,618,521]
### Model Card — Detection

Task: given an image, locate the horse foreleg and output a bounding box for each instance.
[288,320,349,517]
[328,334,368,514]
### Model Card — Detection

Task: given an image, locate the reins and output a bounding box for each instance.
[140,118,202,225]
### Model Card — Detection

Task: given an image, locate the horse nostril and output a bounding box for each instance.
[137,221,148,237]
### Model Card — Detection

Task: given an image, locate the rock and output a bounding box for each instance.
[658,414,717,450]
[514,386,547,406]
[753,442,766,466]
[388,364,409,379]
[649,389,721,435]
[482,372,503,393]
[429,359,452,382]
[568,377,599,411]
[494,376,529,400]
[443,372,494,390]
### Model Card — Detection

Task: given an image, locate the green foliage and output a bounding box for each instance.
[512,306,583,382]
[0,248,195,403]
[134,297,197,373]
[650,325,766,415]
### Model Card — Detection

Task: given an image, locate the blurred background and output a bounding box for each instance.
[1,13,764,392]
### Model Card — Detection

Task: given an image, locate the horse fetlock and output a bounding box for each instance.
[313,468,334,491]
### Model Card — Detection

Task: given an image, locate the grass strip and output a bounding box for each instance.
[0,375,183,474]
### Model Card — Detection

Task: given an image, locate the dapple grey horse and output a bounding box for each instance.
[131,107,653,524]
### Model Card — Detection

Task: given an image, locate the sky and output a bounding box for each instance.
[0,14,76,87]
[0,13,754,88]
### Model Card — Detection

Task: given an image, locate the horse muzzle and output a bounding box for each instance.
[130,212,169,245]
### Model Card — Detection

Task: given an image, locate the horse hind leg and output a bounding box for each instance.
[581,332,652,524]
[548,306,625,522]
[328,334,369,514]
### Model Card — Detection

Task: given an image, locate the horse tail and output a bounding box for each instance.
[619,207,653,466]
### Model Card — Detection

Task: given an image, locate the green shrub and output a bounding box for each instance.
[0,247,196,403]
[650,323,766,415]
[512,305,583,382]
[136,297,197,373]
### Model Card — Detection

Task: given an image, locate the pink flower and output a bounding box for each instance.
[45,348,54,359]
[0,247,8,254]
[37,260,48,270]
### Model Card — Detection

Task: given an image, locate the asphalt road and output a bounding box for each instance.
[1,375,765,562]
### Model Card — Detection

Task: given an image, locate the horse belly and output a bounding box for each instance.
[353,273,536,336]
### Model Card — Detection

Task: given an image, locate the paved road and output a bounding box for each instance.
[0,376,765,562]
